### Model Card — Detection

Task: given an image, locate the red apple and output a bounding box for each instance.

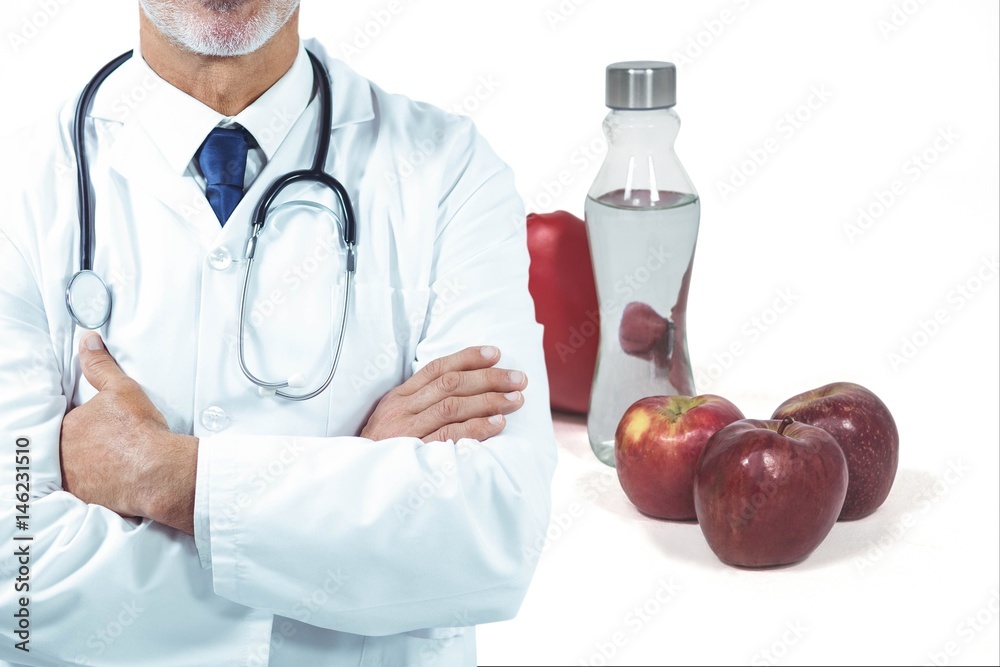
[615,395,745,520]
[771,382,898,521]
[694,418,848,568]
[526,211,599,414]
[619,301,670,361]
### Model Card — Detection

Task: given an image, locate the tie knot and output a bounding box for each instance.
[198,126,252,188]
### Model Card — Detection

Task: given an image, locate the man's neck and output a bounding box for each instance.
[138,8,300,117]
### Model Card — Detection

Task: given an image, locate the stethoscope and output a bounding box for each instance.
[66,49,357,401]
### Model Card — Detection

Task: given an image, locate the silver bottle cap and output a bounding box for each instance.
[605,61,676,110]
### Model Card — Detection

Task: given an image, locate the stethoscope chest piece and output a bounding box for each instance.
[66,269,112,329]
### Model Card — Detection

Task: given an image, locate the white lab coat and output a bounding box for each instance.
[0,39,555,666]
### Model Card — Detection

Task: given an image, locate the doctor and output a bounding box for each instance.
[0,1,555,665]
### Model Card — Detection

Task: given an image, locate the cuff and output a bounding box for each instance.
[193,437,213,570]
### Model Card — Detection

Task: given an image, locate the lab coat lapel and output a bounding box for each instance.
[105,119,225,246]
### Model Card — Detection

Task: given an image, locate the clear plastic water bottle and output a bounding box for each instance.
[585,61,699,466]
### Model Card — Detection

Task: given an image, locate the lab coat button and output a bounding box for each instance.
[201,406,230,431]
[208,247,233,270]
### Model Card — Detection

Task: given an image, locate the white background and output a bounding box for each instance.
[1,0,998,665]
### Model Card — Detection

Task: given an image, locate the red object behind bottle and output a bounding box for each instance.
[526,211,600,414]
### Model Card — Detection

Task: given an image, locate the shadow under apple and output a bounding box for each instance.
[796,467,941,570]
[637,513,722,569]
[631,467,941,571]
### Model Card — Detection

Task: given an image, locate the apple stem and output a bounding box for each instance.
[777,417,794,436]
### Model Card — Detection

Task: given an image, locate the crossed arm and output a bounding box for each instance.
[60,333,530,535]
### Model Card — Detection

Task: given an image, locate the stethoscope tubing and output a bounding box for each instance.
[67,48,357,401]
[73,50,133,273]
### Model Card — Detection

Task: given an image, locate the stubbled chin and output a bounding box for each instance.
[202,18,251,41]
[185,14,265,55]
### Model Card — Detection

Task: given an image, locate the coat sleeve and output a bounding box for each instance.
[0,230,273,667]
[195,118,558,637]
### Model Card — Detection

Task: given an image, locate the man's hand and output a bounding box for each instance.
[60,333,197,534]
[361,345,528,443]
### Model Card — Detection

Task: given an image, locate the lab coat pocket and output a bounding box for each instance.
[325,281,423,436]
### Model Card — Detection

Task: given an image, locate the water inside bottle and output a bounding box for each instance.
[584,189,700,466]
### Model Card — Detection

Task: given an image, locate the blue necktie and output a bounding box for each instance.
[197,126,252,225]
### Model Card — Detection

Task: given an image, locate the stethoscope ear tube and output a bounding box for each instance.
[237,259,354,401]
[235,52,358,400]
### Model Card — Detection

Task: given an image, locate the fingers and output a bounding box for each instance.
[423,414,506,444]
[78,333,128,392]
[398,345,501,396]
[411,389,524,437]
[409,366,528,413]
[361,346,529,443]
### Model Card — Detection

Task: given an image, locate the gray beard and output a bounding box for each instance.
[139,0,300,57]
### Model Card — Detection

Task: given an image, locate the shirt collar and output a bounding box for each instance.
[87,38,375,174]
[89,41,312,175]
[229,42,313,161]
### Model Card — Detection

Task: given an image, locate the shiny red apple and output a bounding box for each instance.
[615,395,745,520]
[694,418,848,568]
[771,382,898,521]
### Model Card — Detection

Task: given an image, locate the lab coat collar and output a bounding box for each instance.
[301,37,376,130]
